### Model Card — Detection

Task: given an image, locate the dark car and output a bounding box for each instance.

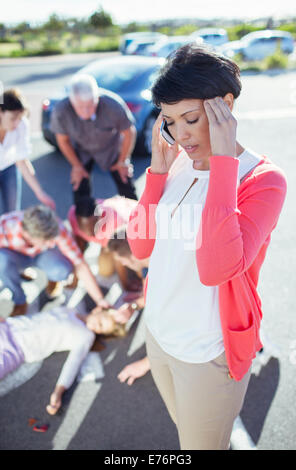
[41,55,165,156]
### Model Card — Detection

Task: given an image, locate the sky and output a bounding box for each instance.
[1,0,296,25]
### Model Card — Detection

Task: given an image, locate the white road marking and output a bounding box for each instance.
[52,381,102,450]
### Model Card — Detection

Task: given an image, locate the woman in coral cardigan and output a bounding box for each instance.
[127,44,287,450]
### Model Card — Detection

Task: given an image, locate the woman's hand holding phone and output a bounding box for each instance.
[204,97,237,158]
[150,113,179,175]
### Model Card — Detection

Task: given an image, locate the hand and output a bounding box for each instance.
[110,159,134,183]
[204,97,237,158]
[36,190,56,210]
[96,298,111,310]
[110,303,134,324]
[150,113,179,174]
[117,357,150,386]
[71,165,89,191]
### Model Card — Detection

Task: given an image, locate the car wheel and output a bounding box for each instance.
[136,113,157,156]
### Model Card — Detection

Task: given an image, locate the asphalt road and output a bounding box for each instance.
[0,54,296,450]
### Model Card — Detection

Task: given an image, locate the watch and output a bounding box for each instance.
[130,302,138,313]
[118,158,131,167]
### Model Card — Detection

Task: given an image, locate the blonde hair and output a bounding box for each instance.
[103,309,127,338]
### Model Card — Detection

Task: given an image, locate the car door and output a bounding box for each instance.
[246,37,274,60]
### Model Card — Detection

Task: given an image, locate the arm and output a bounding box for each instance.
[47,321,95,415]
[118,125,137,164]
[196,97,287,286]
[55,134,89,191]
[16,160,56,209]
[111,293,146,324]
[127,114,179,259]
[117,356,150,386]
[127,169,168,259]
[196,158,287,286]
[75,260,109,308]
[110,125,137,183]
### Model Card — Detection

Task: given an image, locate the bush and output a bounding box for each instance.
[263,44,289,70]
[277,23,296,39]
[226,24,262,41]
[86,37,120,52]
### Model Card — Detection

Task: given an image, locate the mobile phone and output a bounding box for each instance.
[160,119,175,145]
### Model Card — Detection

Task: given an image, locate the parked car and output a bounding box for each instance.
[41,55,165,156]
[220,29,294,61]
[125,38,161,56]
[119,32,167,54]
[190,28,229,48]
[144,35,204,58]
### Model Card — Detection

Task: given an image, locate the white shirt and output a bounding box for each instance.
[6,307,95,389]
[0,116,31,171]
[144,148,262,363]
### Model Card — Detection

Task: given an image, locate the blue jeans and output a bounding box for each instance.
[0,164,22,213]
[0,247,73,304]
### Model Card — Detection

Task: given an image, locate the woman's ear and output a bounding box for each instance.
[223,93,234,111]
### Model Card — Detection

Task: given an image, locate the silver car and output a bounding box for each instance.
[190,28,229,48]
[220,30,294,61]
[144,35,204,58]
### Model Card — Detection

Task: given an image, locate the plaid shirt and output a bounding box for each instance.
[0,211,83,267]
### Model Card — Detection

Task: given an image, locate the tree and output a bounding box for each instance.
[89,6,113,29]
[43,14,65,33]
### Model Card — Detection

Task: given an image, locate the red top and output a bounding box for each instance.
[127,155,287,381]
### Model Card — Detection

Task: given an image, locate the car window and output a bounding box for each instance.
[82,62,148,92]
[252,37,279,46]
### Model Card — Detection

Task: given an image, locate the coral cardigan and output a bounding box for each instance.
[127,154,287,381]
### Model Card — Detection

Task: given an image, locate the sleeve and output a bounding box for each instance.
[56,326,95,389]
[111,94,135,131]
[50,102,69,136]
[56,222,84,267]
[196,156,287,286]
[127,168,168,259]
[15,117,32,161]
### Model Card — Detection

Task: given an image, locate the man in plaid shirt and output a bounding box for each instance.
[0,205,109,316]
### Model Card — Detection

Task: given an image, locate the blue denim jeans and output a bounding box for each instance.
[0,164,22,214]
[0,247,74,304]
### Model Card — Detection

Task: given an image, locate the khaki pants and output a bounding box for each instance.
[145,327,251,450]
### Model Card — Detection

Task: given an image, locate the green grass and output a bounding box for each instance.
[0,33,120,57]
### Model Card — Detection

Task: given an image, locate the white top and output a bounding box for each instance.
[6,307,95,389]
[0,116,31,171]
[144,148,262,363]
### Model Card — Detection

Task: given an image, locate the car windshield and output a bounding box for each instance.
[81,61,153,93]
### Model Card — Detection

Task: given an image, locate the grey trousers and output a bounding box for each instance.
[145,327,251,450]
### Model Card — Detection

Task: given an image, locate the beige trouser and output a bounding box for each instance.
[145,327,251,450]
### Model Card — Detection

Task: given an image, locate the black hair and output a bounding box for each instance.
[0,88,28,112]
[75,196,96,217]
[108,226,131,257]
[151,43,242,107]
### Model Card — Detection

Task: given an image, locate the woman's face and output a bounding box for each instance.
[0,110,24,132]
[161,99,212,170]
[86,308,115,335]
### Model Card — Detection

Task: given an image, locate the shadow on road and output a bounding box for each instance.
[14,148,150,219]
[240,357,280,445]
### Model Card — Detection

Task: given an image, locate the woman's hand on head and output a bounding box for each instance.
[204,97,237,158]
[150,112,179,175]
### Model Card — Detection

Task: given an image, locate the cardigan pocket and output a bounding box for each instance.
[227,321,256,362]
